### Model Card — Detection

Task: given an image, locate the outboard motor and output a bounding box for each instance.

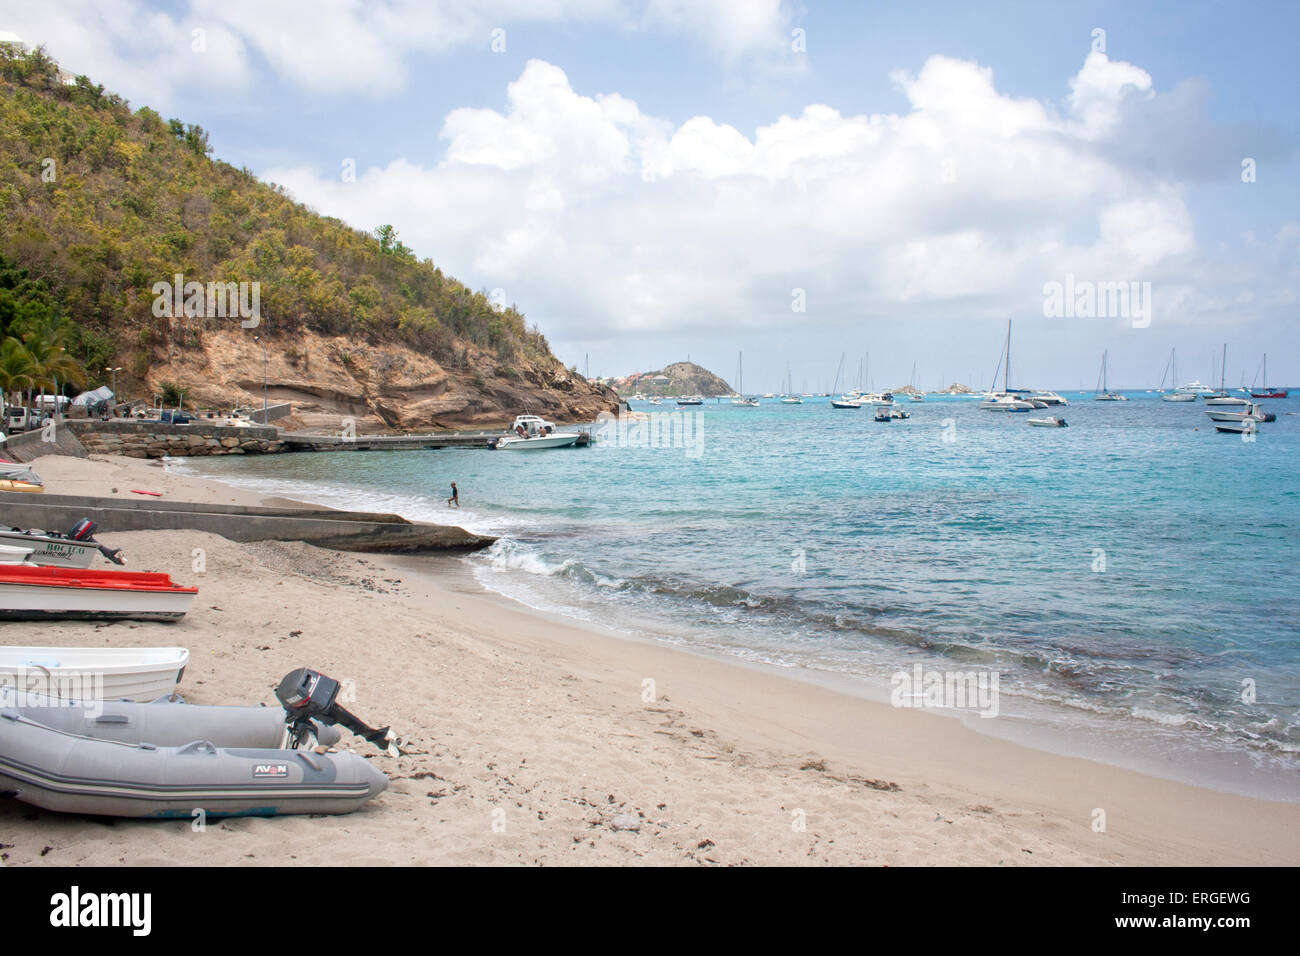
[67,518,125,565]
[275,668,397,755]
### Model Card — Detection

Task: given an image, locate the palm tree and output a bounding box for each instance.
[0,337,37,419]
[11,316,86,417]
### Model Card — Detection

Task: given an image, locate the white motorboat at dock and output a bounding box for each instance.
[491,414,585,450]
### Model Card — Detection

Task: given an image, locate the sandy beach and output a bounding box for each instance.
[1,453,1297,866]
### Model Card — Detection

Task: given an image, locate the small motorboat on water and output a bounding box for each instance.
[1028,416,1069,427]
[980,393,1033,411]
[491,414,582,450]
[0,667,393,819]
[0,646,190,701]
[676,396,704,406]
[1214,420,1257,436]
[0,519,124,568]
[873,408,892,422]
[1206,402,1275,424]
[0,566,197,622]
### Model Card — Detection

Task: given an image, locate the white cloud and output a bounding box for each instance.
[263,51,1278,349]
[2,0,797,103]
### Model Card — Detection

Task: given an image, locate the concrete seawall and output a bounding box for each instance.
[0,492,495,554]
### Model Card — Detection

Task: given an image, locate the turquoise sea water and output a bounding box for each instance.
[177,392,1300,799]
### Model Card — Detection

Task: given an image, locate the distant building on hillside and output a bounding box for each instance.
[0,31,24,49]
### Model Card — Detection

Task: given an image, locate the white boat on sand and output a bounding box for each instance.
[0,521,125,569]
[0,645,190,700]
[0,566,197,623]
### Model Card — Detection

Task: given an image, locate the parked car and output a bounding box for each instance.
[5,407,32,432]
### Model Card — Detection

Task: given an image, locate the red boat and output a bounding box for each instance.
[1249,354,1287,399]
[0,566,197,621]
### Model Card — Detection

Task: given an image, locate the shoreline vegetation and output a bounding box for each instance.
[1,452,1296,866]
[0,46,618,431]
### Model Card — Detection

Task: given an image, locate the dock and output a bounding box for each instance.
[280,428,594,452]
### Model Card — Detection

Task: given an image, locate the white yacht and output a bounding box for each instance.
[492,415,582,450]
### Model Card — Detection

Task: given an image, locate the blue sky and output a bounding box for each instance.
[7,0,1298,389]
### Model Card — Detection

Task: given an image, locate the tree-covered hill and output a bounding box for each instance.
[0,45,616,426]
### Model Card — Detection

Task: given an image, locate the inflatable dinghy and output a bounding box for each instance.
[0,710,386,818]
[0,685,341,749]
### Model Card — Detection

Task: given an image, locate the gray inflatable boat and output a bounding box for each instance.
[0,709,387,818]
[0,667,393,818]
[0,685,342,749]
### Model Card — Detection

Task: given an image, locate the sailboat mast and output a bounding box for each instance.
[1004,319,1011,392]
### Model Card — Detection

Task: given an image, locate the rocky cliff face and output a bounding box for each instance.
[147,327,619,432]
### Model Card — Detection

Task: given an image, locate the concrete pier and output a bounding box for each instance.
[0,492,495,554]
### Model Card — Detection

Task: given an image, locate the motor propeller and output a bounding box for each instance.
[275,668,397,756]
[67,518,126,565]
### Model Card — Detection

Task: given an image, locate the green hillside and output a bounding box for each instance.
[0,44,571,402]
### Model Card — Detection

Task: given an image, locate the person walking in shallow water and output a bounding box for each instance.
[447,482,459,508]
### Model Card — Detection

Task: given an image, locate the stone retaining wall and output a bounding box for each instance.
[64,420,284,458]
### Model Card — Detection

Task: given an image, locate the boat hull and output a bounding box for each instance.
[0,685,341,748]
[0,713,386,818]
[0,530,100,568]
[0,567,197,624]
[0,646,190,701]
[494,432,581,450]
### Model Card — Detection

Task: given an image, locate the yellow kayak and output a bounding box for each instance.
[0,480,44,493]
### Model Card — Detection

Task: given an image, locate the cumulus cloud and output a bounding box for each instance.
[264,50,1288,350]
[2,0,798,103]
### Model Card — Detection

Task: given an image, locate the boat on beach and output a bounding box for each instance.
[0,520,125,568]
[0,566,197,622]
[0,462,44,493]
[0,711,386,818]
[0,646,190,701]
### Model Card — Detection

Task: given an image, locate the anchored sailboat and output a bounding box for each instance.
[1094,349,1127,401]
